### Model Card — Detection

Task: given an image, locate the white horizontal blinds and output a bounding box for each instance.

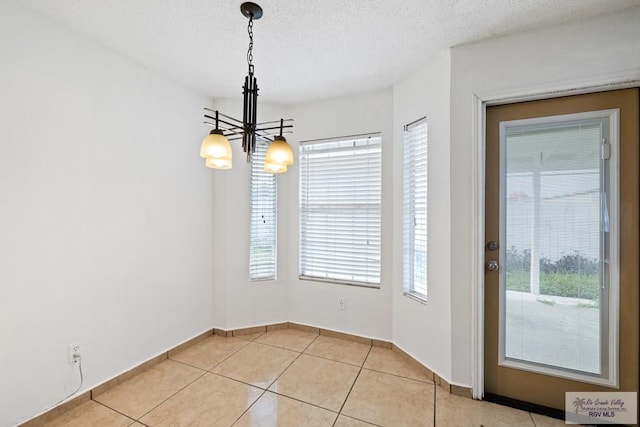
[503,118,606,375]
[299,134,382,286]
[403,119,428,299]
[249,143,277,280]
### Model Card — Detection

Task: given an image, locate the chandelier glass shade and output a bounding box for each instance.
[200,130,232,161]
[205,157,232,170]
[200,2,294,173]
[263,161,288,174]
[265,135,294,166]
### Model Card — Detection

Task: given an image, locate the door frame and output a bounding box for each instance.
[470,72,640,400]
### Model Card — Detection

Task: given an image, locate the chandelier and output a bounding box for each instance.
[200,2,294,173]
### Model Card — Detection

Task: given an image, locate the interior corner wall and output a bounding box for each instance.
[209,98,291,330]
[0,3,215,426]
[286,90,394,340]
[449,6,640,386]
[391,51,453,380]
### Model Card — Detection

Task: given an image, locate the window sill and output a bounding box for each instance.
[250,277,277,282]
[299,275,380,289]
[404,291,428,304]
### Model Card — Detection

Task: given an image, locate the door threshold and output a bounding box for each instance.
[484,393,629,426]
[484,393,564,420]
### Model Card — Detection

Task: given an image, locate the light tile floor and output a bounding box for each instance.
[42,329,568,426]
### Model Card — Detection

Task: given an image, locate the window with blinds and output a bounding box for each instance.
[249,143,277,281]
[299,134,382,286]
[403,118,428,300]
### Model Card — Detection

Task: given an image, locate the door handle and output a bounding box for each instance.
[486,260,499,271]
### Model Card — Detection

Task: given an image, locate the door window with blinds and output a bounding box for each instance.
[403,118,428,301]
[249,143,277,281]
[299,134,382,286]
[499,110,619,385]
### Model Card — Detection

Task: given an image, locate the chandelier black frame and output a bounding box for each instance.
[202,2,293,166]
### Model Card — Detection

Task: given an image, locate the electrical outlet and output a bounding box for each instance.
[338,297,345,310]
[68,342,81,364]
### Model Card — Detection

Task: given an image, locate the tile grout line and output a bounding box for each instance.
[259,333,319,397]
[266,332,321,388]
[256,333,388,425]
[193,338,253,372]
[252,332,320,353]
[100,333,431,426]
[433,381,437,426]
[333,344,375,427]
[94,332,422,426]
[228,332,321,425]
[266,389,341,416]
[299,349,366,368]
[109,334,254,423]
[39,329,457,426]
[169,358,212,372]
[131,368,209,423]
[90,399,139,425]
[336,414,382,427]
[39,326,479,426]
[227,331,441,393]
[207,335,322,389]
[204,370,275,391]
[302,338,371,367]
[303,353,365,367]
[164,339,247,374]
[229,388,269,426]
[359,366,434,384]
[233,332,265,343]
[256,334,382,425]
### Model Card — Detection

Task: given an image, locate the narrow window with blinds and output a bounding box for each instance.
[299,134,382,286]
[403,118,428,301]
[249,143,277,280]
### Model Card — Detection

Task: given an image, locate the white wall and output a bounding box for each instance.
[287,90,394,340]
[209,98,291,330]
[449,7,640,386]
[211,5,640,392]
[3,4,639,425]
[209,89,394,339]
[391,51,452,379]
[0,3,215,426]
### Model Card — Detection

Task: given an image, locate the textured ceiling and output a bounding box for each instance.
[18,0,640,104]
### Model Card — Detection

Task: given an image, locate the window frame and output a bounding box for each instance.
[403,117,428,302]
[298,133,382,287]
[497,110,620,387]
[249,142,277,281]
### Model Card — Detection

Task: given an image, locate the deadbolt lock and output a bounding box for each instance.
[486,260,499,271]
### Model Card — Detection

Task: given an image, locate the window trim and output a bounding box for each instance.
[298,133,382,287]
[496,109,620,387]
[249,142,277,281]
[403,117,428,302]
